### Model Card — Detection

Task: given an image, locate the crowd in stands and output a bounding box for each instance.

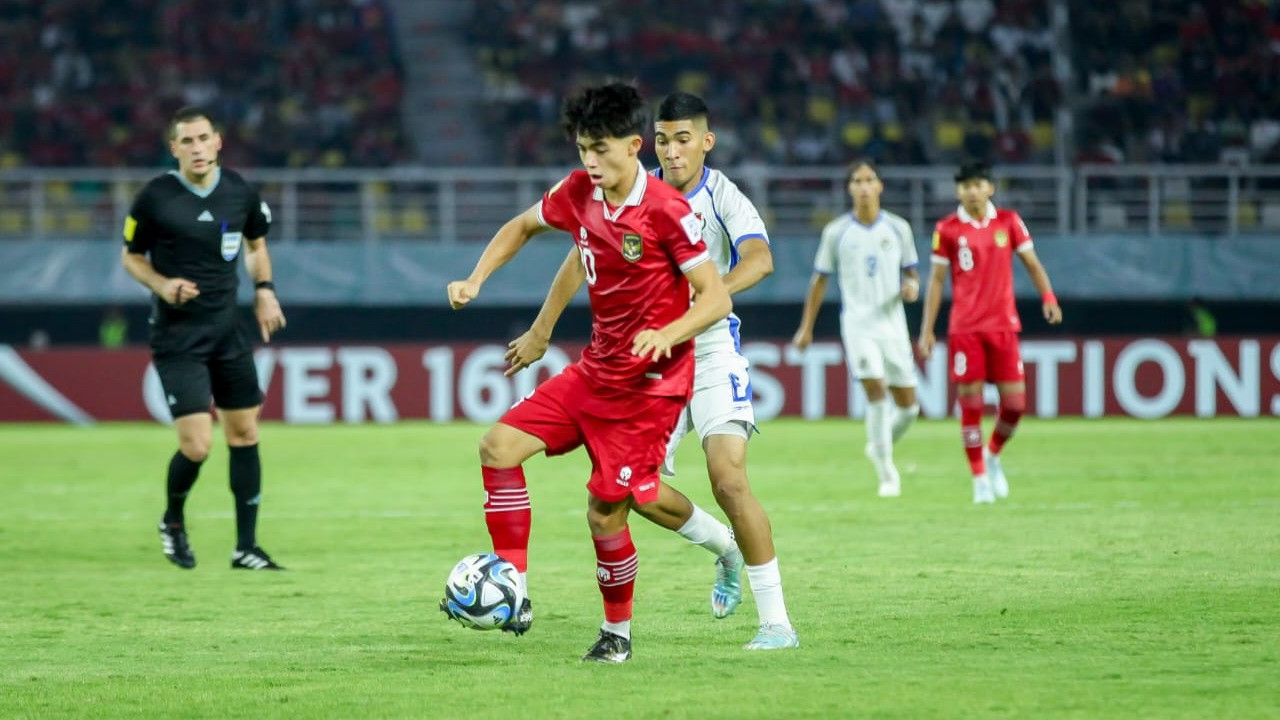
[1073,0,1280,166]
[469,0,1061,167]
[0,0,406,168]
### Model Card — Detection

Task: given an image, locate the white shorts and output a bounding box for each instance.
[660,351,756,477]
[841,327,918,388]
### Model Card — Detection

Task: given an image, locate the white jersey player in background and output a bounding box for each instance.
[504,92,797,651]
[793,161,921,497]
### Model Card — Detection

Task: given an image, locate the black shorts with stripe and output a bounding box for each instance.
[150,316,262,418]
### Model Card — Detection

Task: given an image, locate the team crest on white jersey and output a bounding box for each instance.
[622,233,643,262]
[679,212,702,244]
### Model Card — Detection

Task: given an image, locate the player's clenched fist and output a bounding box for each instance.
[916,330,936,360]
[447,280,479,309]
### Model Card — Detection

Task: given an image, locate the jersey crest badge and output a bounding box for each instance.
[622,233,643,262]
[221,230,243,261]
[994,230,1008,247]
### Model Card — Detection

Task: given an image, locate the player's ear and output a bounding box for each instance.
[703,130,716,153]
[213,132,223,154]
[627,134,643,155]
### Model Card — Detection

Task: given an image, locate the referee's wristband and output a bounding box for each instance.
[1042,291,1058,305]
[255,281,276,292]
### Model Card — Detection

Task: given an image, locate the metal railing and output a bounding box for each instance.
[2,164,1278,243]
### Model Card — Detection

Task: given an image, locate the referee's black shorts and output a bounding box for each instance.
[151,318,262,418]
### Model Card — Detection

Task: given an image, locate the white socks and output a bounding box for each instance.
[891,402,919,443]
[676,504,735,557]
[602,619,631,639]
[866,399,893,467]
[746,557,791,628]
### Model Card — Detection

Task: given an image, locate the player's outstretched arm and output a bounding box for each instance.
[121,247,199,306]
[792,272,828,351]
[721,237,773,295]
[244,235,286,342]
[448,204,547,309]
[633,262,731,361]
[917,262,948,359]
[505,247,586,376]
[1017,247,1062,324]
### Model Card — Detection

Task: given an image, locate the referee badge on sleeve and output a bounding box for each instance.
[221,230,243,261]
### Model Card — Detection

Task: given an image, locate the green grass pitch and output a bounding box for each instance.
[1,418,1277,719]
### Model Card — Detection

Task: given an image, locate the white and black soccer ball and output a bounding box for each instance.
[442,552,524,631]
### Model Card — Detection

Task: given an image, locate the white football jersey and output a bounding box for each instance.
[814,210,918,335]
[655,166,768,358]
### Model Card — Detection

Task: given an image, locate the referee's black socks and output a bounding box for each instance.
[164,450,204,525]
[229,444,262,552]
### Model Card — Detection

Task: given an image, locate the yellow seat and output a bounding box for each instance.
[935,121,964,150]
[0,209,26,233]
[1031,121,1055,150]
[1162,201,1192,228]
[374,210,396,233]
[882,122,904,142]
[61,209,93,233]
[842,122,871,147]
[675,70,709,96]
[1236,201,1258,228]
[807,96,836,125]
[400,206,429,233]
[810,207,836,230]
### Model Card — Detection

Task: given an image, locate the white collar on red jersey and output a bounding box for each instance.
[956,200,997,227]
[592,161,649,222]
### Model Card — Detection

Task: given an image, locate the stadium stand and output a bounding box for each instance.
[0,0,407,167]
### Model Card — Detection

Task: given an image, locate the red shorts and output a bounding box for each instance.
[947,331,1024,383]
[499,363,687,504]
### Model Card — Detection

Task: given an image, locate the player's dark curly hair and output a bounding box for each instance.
[561,83,648,141]
[656,92,710,125]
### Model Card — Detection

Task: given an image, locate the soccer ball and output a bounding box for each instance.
[442,552,524,631]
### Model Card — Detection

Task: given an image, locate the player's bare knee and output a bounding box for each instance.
[178,438,211,463]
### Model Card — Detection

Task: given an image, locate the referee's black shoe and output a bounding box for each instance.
[158,520,196,569]
[231,546,285,570]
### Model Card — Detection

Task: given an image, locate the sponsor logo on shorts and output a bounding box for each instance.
[615,466,632,487]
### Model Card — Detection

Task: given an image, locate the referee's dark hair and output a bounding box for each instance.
[168,106,218,140]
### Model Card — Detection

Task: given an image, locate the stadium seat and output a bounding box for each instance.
[808,97,837,125]
[400,206,429,234]
[1031,122,1055,151]
[881,122,904,143]
[1161,201,1193,229]
[676,71,709,96]
[1235,201,1257,229]
[842,122,872,148]
[0,209,26,234]
[1096,202,1128,229]
[935,121,964,151]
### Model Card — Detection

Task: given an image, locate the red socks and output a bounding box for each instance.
[959,394,986,476]
[989,392,1026,455]
[482,466,531,572]
[592,528,638,623]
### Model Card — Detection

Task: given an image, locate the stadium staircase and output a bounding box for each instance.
[388,0,493,165]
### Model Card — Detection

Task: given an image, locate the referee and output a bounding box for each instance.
[122,106,287,571]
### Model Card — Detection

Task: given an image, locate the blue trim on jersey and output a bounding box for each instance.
[900,262,918,270]
[850,210,883,230]
[732,233,768,248]
[683,166,711,199]
[815,269,833,276]
[168,168,221,198]
[727,314,743,353]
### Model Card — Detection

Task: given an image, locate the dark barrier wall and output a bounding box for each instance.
[2,300,1278,348]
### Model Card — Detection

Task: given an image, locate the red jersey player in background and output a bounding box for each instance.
[444,82,732,663]
[917,161,1062,504]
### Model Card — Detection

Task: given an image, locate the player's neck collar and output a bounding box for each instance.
[169,167,222,198]
[956,200,996,226]
[851,208,882,228]
[593,161,648,221]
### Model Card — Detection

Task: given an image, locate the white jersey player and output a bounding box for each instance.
[794,161,922,498]
[503,92,797,651]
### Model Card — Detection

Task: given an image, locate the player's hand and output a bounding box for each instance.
[1043,301,1063,325]
[504,328,550,376]
[901,279,920,303]
[917,330,936,360]
[792,327,813,352]
[632,329,674,362]
[254,288,286,342]
[160,278,200,306]
[447,280,480,309]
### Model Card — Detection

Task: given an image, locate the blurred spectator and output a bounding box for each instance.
[0,0,407,167]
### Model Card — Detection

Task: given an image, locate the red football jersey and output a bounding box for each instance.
[539,165,711,396]
[931,201,1033,334]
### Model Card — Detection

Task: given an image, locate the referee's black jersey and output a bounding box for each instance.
[123,168,271,326]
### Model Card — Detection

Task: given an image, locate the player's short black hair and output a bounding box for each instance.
[561,83,648,141]
[169,106,218,139]
[846,160,880,184]
[954,160,992,183]
[656,92,710,125]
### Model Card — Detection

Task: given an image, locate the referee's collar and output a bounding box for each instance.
[169,167,222,198]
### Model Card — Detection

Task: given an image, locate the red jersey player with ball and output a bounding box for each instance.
[445,83,731,663]
[917,161,1062,504]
